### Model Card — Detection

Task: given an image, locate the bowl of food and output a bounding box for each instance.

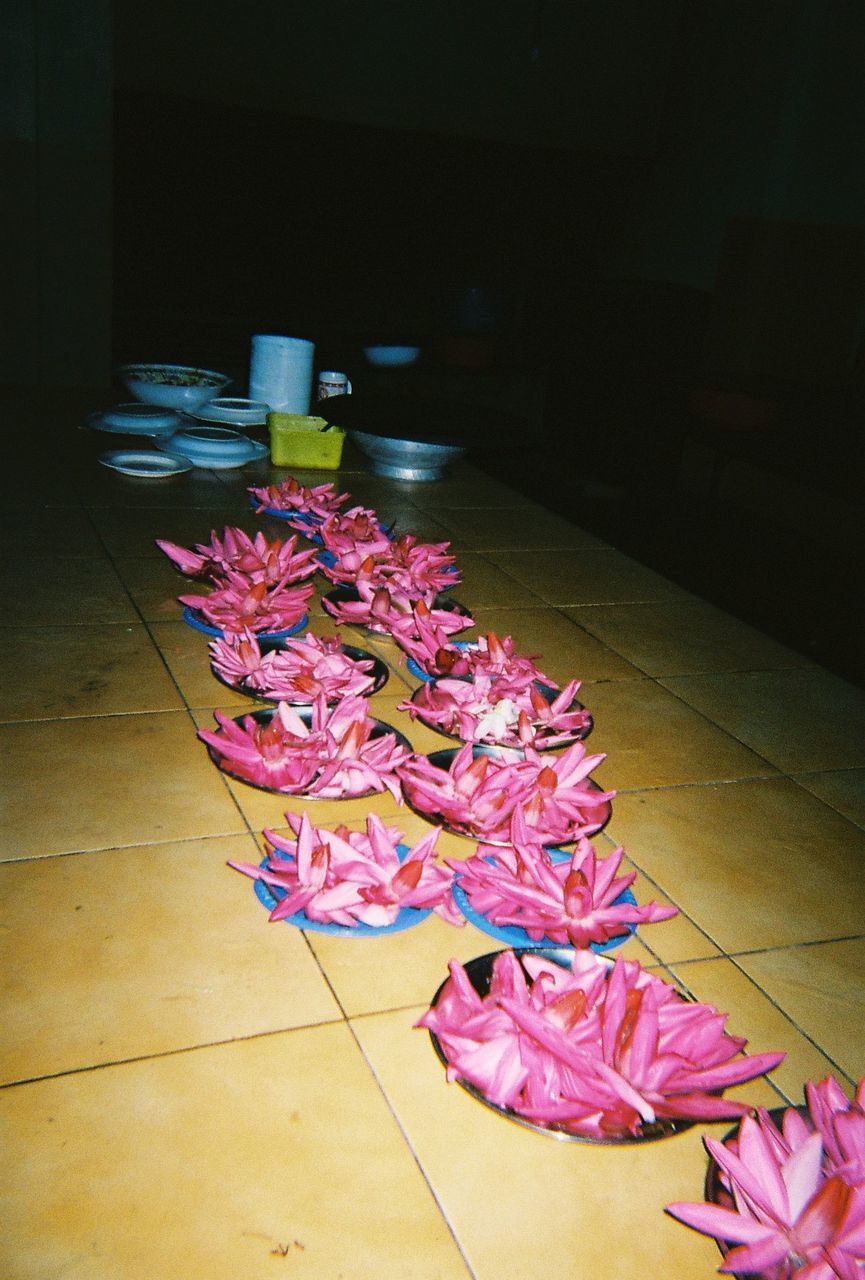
[362,345,421,368]
[119,363,230,412]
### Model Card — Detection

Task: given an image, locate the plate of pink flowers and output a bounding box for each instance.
[420,948,785,1143]
[401,676,592,751]
[449,808,677,953]
[208,631,389,703]
[198,696,411,799]
[322,584,472,638]
[667,1075,865,1278]
[228,811,460,936]
[397,743,614,846]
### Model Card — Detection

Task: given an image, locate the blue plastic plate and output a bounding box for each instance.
[252,844,432,936]
[182,605,308,641]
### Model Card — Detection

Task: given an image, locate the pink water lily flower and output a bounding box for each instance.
[667,1076,865,1279]
[198,694,410,798]
[228,810,461,927]
[391,614,475,678]
[179,568,314,635]
[209,630,377,702]
[323,581,474,637]
[397,741,614,844]
[419,950,785,1138]
[156,527,319,585]
[400,673,591,750]
[319,531,460,600]
[318,506,394,559]
[451,807,677,947]
[248,477,350,520]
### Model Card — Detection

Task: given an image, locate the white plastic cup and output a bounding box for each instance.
[316,370,352,400]
[249,335,315,414]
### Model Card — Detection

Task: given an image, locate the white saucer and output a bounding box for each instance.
[99,450,193,477]
[87,404,182,436]
[156,431,269,469]
[186,397,270,427]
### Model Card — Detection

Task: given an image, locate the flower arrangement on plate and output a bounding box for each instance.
[397,742,614,845]
[400,673,592,750]
[450,807,676,950]
[319,530,461,600]
[208,630,387,703]
[419,948,785,1142]
[155,526,319,585]
[247,477,350,522]
[198,694,410,799]
[395,627,553,688]
[317,506,394,560]
[228,810,461,932]
[667,1075,865,1279]
[322,582,473,638]
[178,569,314,637]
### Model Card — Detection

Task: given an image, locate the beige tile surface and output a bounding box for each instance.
[87,505,264,558]
[0,1025,472,1280]
[433,503,609,551]
[450,551,548,609]
[466,606,641,684]
[352,1006,760,1280]
[659,667,865,772]
[0,559,139,626]
[609,778,865,952]
[583,678,776,791]
[576,599,814,677]
[491,547,693,606]
[0,834,342,1082]
[0,507,105,557]
[793,767,865,829]
[669,957,846,1100]
[0,623,184,721]
[735,938,865,1085]
[0,711,246,859]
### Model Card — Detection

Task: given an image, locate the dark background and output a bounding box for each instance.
[111,0,865,682]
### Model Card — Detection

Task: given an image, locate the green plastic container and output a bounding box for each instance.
[268,414,345,469]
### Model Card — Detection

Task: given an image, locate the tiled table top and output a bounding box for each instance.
[1,395,864,1278]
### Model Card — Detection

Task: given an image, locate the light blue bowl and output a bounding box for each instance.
[362,345,421,368]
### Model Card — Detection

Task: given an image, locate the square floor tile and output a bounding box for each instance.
[608,778,865,952]
[577,600,814,677]
[669,957,845,1100]
[112,556,187,622]
[0,834,342,1082]
[0,623,184,722]
[793,768,865,829]
[583,678,775,791]
[0,1026,471,1280]
[467,607,641,684]
[735,938,865,1085]
[490,548,692,606]
[2,508,105,557]
[659,668,865,772]
[432,504,609,552]
[352,1007,772,1280]
[450,552,547,609]
[0,711,246,859]
[88,506,265,558]
[0,559,139,626]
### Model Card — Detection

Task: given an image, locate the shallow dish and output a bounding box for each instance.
[362,344,421,367]
[188,397,269,427]
[250,845,431,936]
[120,362,230,411]
[87,404,181,436]
[158,427,268,469]
[210,642,389,703]
[203,706,412,797]
[405,679,593,751]
[427,948,695,1144]
[182,605,308,642]
[322,586,471,636]
[349,429,465,481]
[98,450,192,478]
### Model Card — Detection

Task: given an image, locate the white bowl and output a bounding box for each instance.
[158,426,267,469]
[188,397,269,426]
[362,345,421,368]
[349,430,465,481]
[120,363,230,412]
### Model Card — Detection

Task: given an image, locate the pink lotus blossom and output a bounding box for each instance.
[419,950,785,1139]
[323,582,474,637]
[667,1080,865,1278]
[397,741,614,845]
[399,673,591,750]
[198,694,410,799]
[318,506,394,560]
[318,530,460,598]
[179,568,314,635]
[391,616,475,678]
[247,477,350,521]
[209,630,379,702]
[228,810,461,927]
[156,527,319,586]
[451,808,676,947]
